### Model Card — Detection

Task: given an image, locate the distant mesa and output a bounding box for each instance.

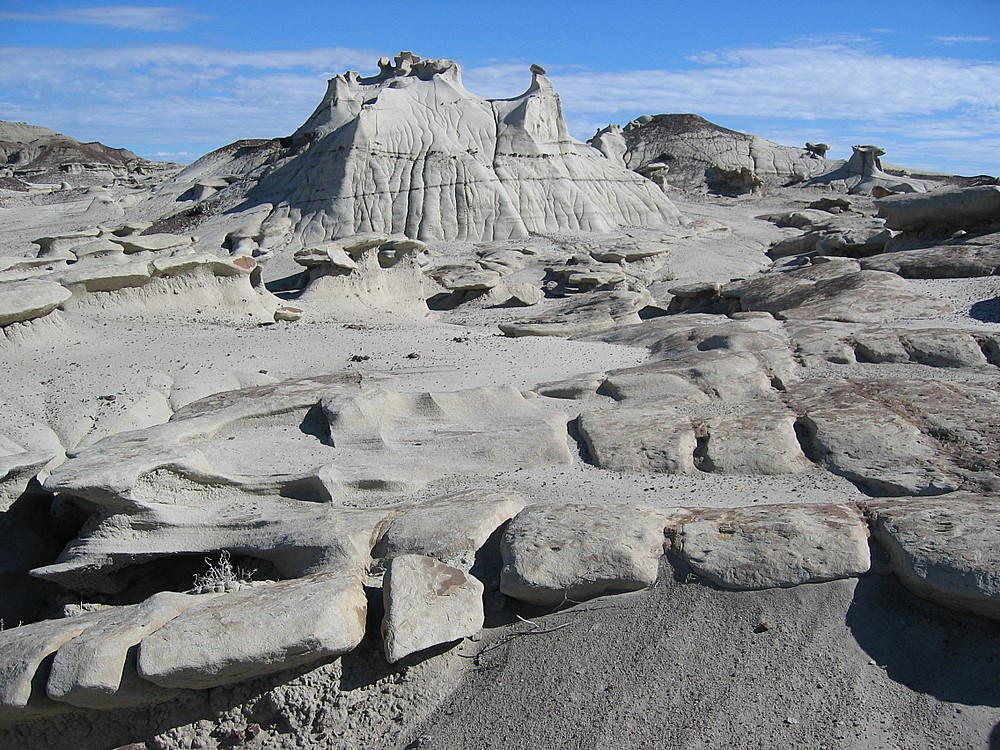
[0,121,178,191]
[615,113,829,195]
[135,52,682,244]
[604,114,987,197]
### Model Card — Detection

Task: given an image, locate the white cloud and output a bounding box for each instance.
[0,5,208,32]
[0,42,996,175]
[541,47,1000,121]
[935,36,993,44]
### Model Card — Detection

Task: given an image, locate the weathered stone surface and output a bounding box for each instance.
[150,255,254,278]
[579,406,697,474]
[46,592,205,709]
[58,259,152,293]
[850,331,912,363]
[866,495,1000,619]
[0,255,66,283]
[293,243,359,271]
[381,554,484,663]
[588,124,628,167]
[698,406,811,475]
[804,144,932,195]
[677,504,870,590]
[872,379,1000,493]
[273,305,303,322]
[506,282,544,306]
[43,373,362,510]
[321,385,573,491]
[813,226,894,258]
[36,379,572,595]
[532,372,607,400]
[788,379,959,496]
[767,231,824,258]
[784,320,857,366]
[861,243,1000,278]
[667,281,721,299]
[500,504,668,605]
[876,185,1000,231]
[760,210,841,231]
[622,114,826,193]
[137,573,366,689]
[436,268,502,291]
[901,330,988,368]
[598,363,711,405]
[0,279,71,326]
[378,236,427,267]
[109,233,193,254]
[728,261,956,322]
[850,328,989,368]
[601,353,774,404]
[499,290,651,337]
[32,229,101,258]
[296,251,429,317]
[0,613,102,721]
[68,237,127,261]
[554,266,627,289]
[143,56,681,244]
[373,489,525,571]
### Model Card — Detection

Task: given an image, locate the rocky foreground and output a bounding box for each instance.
[0,54,998,750]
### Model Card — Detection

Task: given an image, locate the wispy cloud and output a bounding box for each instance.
[0,5,207,32]
[534,46,1000,121]
[0,42,996,175]
[935,36,993,44]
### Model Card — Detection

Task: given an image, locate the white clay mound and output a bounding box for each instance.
[136,53,682,245]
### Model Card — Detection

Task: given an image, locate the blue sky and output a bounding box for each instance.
[1,1,998,175]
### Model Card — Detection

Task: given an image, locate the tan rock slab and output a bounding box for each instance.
[677,503,871,590]
[500,503,668,606]
[373,489,525,570]
[699,406,811,475]
[109,233,193,253]
[46,592,208,709]
[137,573,366,689]
[578,406,696,474]
[0,279,71,327]
[0,613,102,722]
[381,554,484,663]
[867,495,1000,620]
[788,379,959,496]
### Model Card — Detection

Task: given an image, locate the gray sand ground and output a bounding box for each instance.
[0,184,998,749]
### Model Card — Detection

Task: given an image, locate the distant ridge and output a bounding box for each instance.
[0,121,178,189]
[620,113,828,194]
[133,52,683,243]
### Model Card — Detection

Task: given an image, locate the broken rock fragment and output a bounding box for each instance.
[500,503,669,606]
[0,279,71,327]
[381,554,484,664]
[676,503,871,590]
[137,573,367,690]
[866,495,1000,620]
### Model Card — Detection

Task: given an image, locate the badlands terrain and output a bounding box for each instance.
[0,53,998,749]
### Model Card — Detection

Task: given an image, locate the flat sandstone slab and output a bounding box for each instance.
[381,554,484,664]
[46,592,208,709]
[137,573,366,689]
[0,279,71,327]
[500,503,670,606]
[867,495,1000,620]
[676,503,871,590]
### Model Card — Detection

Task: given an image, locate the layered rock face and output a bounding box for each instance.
[145,53,681,244]
[619,114,828,194]
[0,121,177,189]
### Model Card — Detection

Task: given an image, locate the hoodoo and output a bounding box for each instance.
[143,52,682,245]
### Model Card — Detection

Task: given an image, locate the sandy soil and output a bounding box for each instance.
[0,183,998,750]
